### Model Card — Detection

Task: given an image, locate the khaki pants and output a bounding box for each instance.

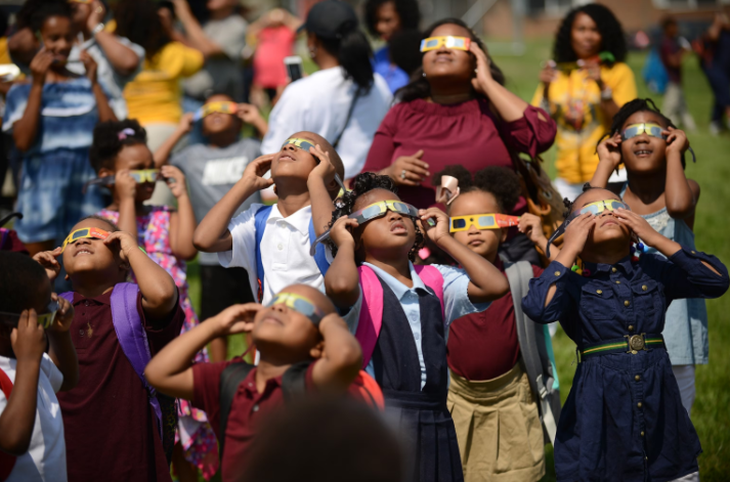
[447,364,545,482]
[663,82,697,131]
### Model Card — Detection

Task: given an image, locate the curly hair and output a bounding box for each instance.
[600,98,688,169]
[113,0,171,60]
[363,0,421,37]
[432,165,521,213]
[27,1,72,32]
[89,119,148,173]
[326,172,424,263]
[395,18,506,103]
[552,3,627,64]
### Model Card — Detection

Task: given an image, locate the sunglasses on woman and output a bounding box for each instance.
[194,101,238,121]
[0,300,60,329]
[420,36,471,52]
[268,292,324,326]
[60,227,110,253]
[450,214,520,232]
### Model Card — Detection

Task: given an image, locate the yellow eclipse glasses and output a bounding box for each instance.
[282,137,316,152]
[0,300,60,329]
[60,227,110,252]
[420,36,471,52]
[573,199,629,219]
[194,101,238,121]
[621,123,666,141]
[450,214,520,232]
[268,292,325,325]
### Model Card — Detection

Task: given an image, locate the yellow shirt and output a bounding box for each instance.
[0,37,11,65]
[123,42,203,125]
[531,62,637,184]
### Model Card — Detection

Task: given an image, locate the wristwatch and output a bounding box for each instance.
[600,86,613,101]
[92,22,105,36]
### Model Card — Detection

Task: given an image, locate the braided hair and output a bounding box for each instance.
[600,98,688,168]
[553,3,627,64]
[326,172,424,263]
[432,165,521,214]
[395,18,506,103]
[89,120,148,173]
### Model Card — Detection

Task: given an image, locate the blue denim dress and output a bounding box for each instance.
[521,248,728,481]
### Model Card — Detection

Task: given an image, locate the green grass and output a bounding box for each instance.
[184,41,730,481]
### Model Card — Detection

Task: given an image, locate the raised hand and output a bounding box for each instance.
[212,303,263,336]
[470,41,494,95]
[161,165,188,199]
[114,170,136,201]
[561,212,595,259]
[103,230,139,261]
[308,143,335,186]
[596,132,623,170]
[329,216,359,249]
[49,293,74,333]
[664,126,689,156]
[614,208,660,246]
[33,247,63,281]
[80,50,99,83]
[241,154,275,191]
[518,213,547,245]
[30,47,54,86]
[418,207,450,245]
[10,310,46,363]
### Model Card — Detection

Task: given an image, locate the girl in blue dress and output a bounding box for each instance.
[522,186,728,482]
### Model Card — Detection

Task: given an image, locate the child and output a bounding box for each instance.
[144,284,362,482]
[88,120,218,479]
[521,186,728,482]
[2,2,116,255]
[324,172,510,482]
[155,94,266,363]
[0,252,78,482]
[590,98,704,415]
[432,166,559,482]
[194,131,344,305]
[35,216,184,482]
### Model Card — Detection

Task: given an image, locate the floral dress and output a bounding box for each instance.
[99,206,219,479]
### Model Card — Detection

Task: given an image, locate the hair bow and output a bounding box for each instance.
[118,128,136,140]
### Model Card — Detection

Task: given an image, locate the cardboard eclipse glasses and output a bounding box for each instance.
[619,123,697,163]
[420,36,471,52]
[193,101,238,121]
[0,300,60,330]
[60,226,110,253]
[450,214,520,232]
[267,292,325,326]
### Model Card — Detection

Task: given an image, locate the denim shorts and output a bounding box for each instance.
[14,148,104,244]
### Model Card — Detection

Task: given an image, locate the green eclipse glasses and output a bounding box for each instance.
[0,300,60,329]
[268,292,324,325]
[282,137,316,152]
[83,169,174,193]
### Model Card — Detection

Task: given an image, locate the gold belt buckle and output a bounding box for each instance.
[624,333,647,354]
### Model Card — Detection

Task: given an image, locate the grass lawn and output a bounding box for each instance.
[185,40,730,481]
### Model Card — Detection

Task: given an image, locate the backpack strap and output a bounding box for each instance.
[0,369,16,481]
[355,264,445,368]
[254,205,273,302]
[308,218,331,278]
[219,361,255,462]
[506,261,560,446]
[281,360,313,401]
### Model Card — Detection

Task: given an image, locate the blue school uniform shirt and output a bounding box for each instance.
[2,78,103,155]
[343,261,491,389]
[373,46,410,94]
[521,248,728,481]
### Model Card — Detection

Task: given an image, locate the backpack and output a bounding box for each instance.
[59,283,178,464]
[253,205,330,302]
[355,264,444,368]
[643,48,669,95]
[0,368,16,481]
[504,260,561,445]
[217,360,384,461]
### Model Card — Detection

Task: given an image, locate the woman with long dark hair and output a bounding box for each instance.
[362,18,555,226]
[261,0,392,178]
[532,3,637,201]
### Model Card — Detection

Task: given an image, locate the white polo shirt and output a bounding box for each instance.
[219,203,332,304]
[0,353,66,482]
[261,67,393,178]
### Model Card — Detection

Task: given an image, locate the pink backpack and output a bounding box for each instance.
[355,265,445,368]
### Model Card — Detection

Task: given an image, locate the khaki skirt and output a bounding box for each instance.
[447,363,545,482]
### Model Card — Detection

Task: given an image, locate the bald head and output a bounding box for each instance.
[290,131,345,181]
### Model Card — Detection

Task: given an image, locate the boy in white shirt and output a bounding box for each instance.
[0,252,78,482]
[194,131,343,304]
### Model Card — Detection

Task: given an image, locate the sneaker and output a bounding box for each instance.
[710,121,722,135]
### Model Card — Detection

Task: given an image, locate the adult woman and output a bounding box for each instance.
[363,18,555,212]
[532,3,637,201]
[261,0,392,178]
[364,0,420,93]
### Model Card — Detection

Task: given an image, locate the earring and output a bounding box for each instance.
[422,72,426,78]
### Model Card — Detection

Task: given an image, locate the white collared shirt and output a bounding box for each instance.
[219,203,332,304]
[0,353,66,482]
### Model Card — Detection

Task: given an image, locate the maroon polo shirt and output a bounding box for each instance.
[192,359,316,482]
[57,288,184,482]
[447,261,544,381]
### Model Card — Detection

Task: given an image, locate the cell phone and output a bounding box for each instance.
[284,56,303,82]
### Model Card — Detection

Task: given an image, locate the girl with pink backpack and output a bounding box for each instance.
[323,173,509,482]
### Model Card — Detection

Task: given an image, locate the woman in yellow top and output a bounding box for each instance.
[532,3,637,202]
[116,0,203,151]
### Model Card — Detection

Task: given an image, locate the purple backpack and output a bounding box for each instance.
[59,283,177,464]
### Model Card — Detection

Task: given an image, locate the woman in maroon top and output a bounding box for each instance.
[362,18,556,213]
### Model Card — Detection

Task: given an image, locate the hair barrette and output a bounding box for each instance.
[435,175,460,206]
[118,128,136,140]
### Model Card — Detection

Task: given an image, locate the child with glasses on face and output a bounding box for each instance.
[521,184,728,482]
[194,131,344,306]
[323,172,509,482]
[590,98,704,417]
[144,284,362,482]
[32,215,183,482]
[0,252,77,482]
